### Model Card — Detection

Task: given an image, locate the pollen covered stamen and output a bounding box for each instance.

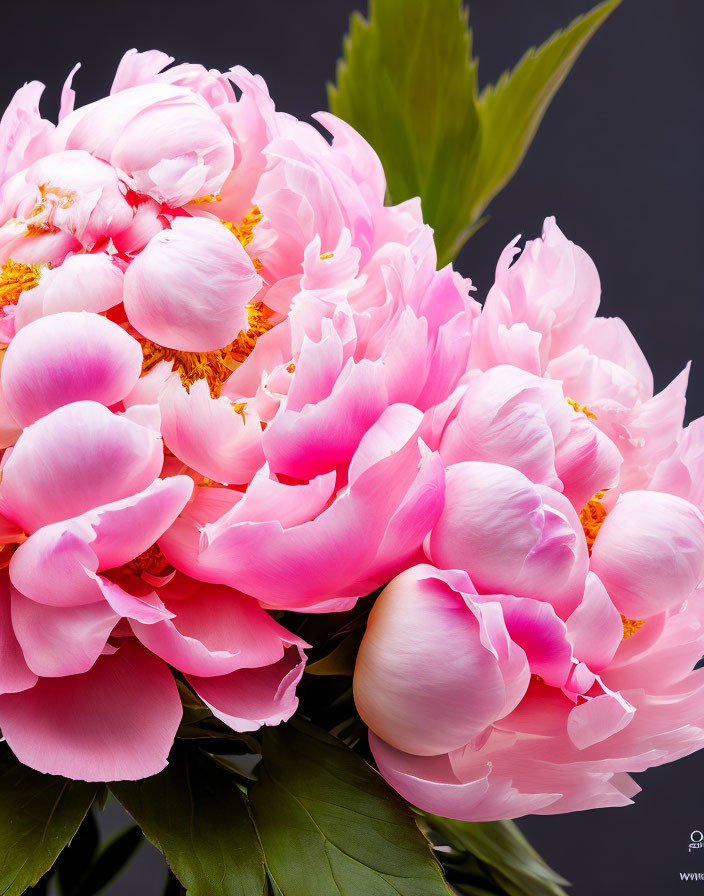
[579,490,607,554]
[0,259,40,307]
[620,615,646,639]
[223,206,263,270]
[566,396,598,420]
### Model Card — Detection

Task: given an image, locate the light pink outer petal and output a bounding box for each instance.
[369,734,558,822]
[428,463,588,618]
[11,587,119,677]
[3,312,143,427]
[123,217,261,351]
[354,566,521,756]
[165,432,442,609]
[566,687,635,750]
[0,401,163,533]
[111,49,174,93]
[262,358,389,480]
[590,491,704,618]
[188,645,306,732]
[0,83,54,188]
[0,641,182,781]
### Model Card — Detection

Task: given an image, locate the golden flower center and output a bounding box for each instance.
[579,490,607,554]
[0,259,40,307]
[620,616,646,639]
[223,206,263,270]
[140,207,272,399]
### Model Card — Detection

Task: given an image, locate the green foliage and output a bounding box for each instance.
[422,813,570,896]
[329,0,621,265]
[111,747,266,896]
[0,747,97,896]
[249,718,451,896]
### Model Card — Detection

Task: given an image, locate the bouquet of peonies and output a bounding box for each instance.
[1,1,701,894]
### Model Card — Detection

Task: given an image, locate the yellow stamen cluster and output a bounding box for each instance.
[223,206,263,270]
[126,543,170,578]
[192,194,223,205]
[620,615,646,639]
[566,396,598,420]
[579,490,607,554]
[0,259,40,307]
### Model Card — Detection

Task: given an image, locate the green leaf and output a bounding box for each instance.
[0,747,97,896]
[110,747,266,896]
[329,0,621,266]
[249,718,451,896]
[422,814,569,896]
[306,629,364,676]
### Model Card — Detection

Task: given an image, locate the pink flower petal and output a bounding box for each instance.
[123,217,261,351]
[133,583,304,677]
[3,312,143,427]
[11,587,119,677]
[0,401,163,532]
[0,641,182,781]
[188,645,306,732]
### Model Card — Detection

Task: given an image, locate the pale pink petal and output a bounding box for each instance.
[428,463,588,618]
[566,572,623,672]
[354,567,523,756]
[9,477,193,608]
[15,253,125,330]
[133,583,304,677]
[0,569,37,694]
[590,491,704,618]
[111,49,174,93]
[123,217,261,351]
[160,377,264,485]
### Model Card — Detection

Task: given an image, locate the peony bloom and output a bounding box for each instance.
[0,49,473,779]
[355,220,704,819]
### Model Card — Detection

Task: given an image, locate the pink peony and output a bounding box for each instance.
[0,49,471,779]
[354,219,704,819]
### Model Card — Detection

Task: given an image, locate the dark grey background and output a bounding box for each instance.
[4,1,703,893]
